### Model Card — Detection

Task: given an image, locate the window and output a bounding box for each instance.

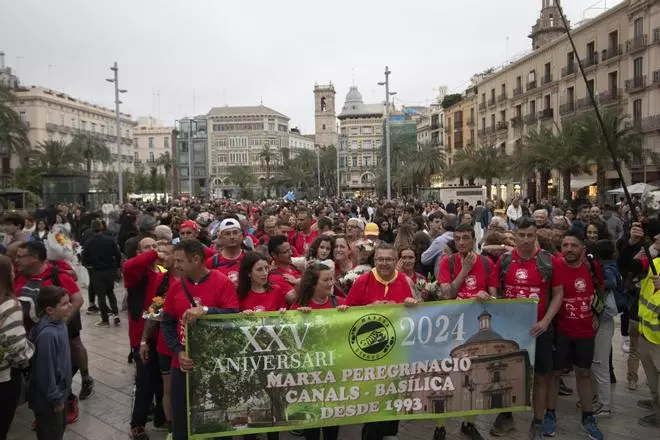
[500,83,506,95]
[528,69,536,83]
[529,100,536,115]
[515,76,522,89]
[361,126,373,135]
[567,86,575,102]
[363,140,372,150]
[586,41,595,60]
[350,127,359,135]
[634,57,643,78]
[633,99,642,124]
[148,137,155,149]
[91,123,96,132]
[544,95,551,109]
[134,152,139,161]
[364,157,370,167]
[180,141,188,153]
[322,124,326,130]
[608,30,618,50]
[567,51,575,64]
[81,120,87,131]
[19,111,26,123]
[149,151,155,162]
[352,156,357,167]
[490,114,495,127]
[544,62,551,77]
[586,79,594,95]
[500,110,506,122]
[180,167,189,177]
[634,17,644,37]
[351,140,358,151]
[164,137,170,149]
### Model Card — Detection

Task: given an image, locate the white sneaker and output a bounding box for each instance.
[622,336,630,353]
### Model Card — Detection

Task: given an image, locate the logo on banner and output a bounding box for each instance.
[349,314,396,361]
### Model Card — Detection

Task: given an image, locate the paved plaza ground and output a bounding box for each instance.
[6,290,660,440]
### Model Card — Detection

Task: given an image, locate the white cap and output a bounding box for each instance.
[218,218,241,233]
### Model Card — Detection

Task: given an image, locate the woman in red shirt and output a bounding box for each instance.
[397,247,426,284]
[293,263,346,311]
[332,236,354,297]
[237,252,286,313]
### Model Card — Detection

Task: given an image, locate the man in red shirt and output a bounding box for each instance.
[123,237,170,438]
[345,242,418,440]
[205,218,244,285]
[289,208,317,256]
[161,239,239,440]
[546,231,604,440]
[14,241,90,424]
[436,223,492,439]
[489,217,563,438]
[268,235,302,304]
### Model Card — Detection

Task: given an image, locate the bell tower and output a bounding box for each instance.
[529,0,569,50]
[314,83,337,149]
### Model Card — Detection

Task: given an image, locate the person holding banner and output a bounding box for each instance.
[268,235,302,305]
[345,242,418,440]
[488,217,564,439]
[161,240,240,440]
[435,222,495,440]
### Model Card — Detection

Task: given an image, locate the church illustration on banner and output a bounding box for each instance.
[419,310,533,414]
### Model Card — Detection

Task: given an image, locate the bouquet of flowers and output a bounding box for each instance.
[414,278,441,301]
[339,266,370,289]
[45,231,76,262]
[142,296,165,321]
[356,239,376,253]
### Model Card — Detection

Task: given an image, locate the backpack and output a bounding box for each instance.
[211,254,240,271]
[448,254,491,280]
[18,266,61,332]
[498,250,553,311]
[586,255,606,319]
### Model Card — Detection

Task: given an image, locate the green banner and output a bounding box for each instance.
[185,299,537,438]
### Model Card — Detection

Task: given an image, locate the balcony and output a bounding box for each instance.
[526,80,537,92]
[601,44,623,62]
[626,34,648,53]
[539,108,554,120]
[625,75,647,92]
[478,102,486,111]
[466,117,475,126]
[653,70,660,85]
[559,101,575,115]
[510,115,522,127]
[478,128,486,137]
[496,120,508,131]
[454,119,463,130]
[561,62,577,77]
[599,88,620,106]
[0,175,13,189]
[654,28,660,44]
[512,87,523,98]
[497,93,507,104]
[582,53,598,69]
[540,73,553,86]
[487,97,496,107]
[577,95,598,111]
[641,115,660,133]
[523,114,537,125]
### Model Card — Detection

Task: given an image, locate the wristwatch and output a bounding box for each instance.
[202,306,209,314]
[140,341,148,346]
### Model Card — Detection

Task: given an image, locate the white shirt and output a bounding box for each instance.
[506,204,523,222]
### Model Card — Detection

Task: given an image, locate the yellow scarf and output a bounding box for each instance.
[371,268,398,297]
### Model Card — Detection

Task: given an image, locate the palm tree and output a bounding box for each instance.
[70,133,111,178]
[580,107,646,205]
[0,84,29,164]
[156,151,175,199]
[412,142,446,192]
[259,143,273,197]
[227,166,256,198]
[32,140,81,174]
[451,144,510,199]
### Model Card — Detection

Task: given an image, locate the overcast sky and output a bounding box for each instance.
[1,0,621,133]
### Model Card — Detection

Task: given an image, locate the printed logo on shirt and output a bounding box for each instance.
[349,314,396,361]
[515,268,528,282]
[574,278,586,293]
[228,271,239,285]
[194,297,202,307]
[465,275,477,290]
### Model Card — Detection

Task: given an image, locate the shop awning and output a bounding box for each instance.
[570,176,595,191]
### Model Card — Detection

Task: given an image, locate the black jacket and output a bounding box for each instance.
[82,233,122,271]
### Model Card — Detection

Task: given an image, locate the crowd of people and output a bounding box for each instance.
[0,195,658,440]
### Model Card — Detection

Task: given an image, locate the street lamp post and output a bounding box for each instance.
[106,62,127,204]
[316,145,321,197]
[378,66,396,200]
[188,119,194,197]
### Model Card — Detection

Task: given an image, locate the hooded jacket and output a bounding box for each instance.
[27,316,72,411]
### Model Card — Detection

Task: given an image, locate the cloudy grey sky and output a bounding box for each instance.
[1,0,621,132]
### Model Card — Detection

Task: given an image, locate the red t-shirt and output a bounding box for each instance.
[269,265,301,297]
[292,295,346,310]
[438,254,495,299]
[554,256,602,338]
[345,271,413,306]
[14,264,80,297]
[239,285,286,312]
[490,249,560,321]
[205,251,244,285]
[288,230,318,257]
[162,270,239,369]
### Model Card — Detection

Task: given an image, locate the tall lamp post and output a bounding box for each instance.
[106,62,127,204]
[378,66,396,200]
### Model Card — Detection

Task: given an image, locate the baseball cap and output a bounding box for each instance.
[364,222,380,236]
[219,218,241,233]
[179,219,199,231]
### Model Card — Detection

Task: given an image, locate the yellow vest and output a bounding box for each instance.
[638,257,660,344]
